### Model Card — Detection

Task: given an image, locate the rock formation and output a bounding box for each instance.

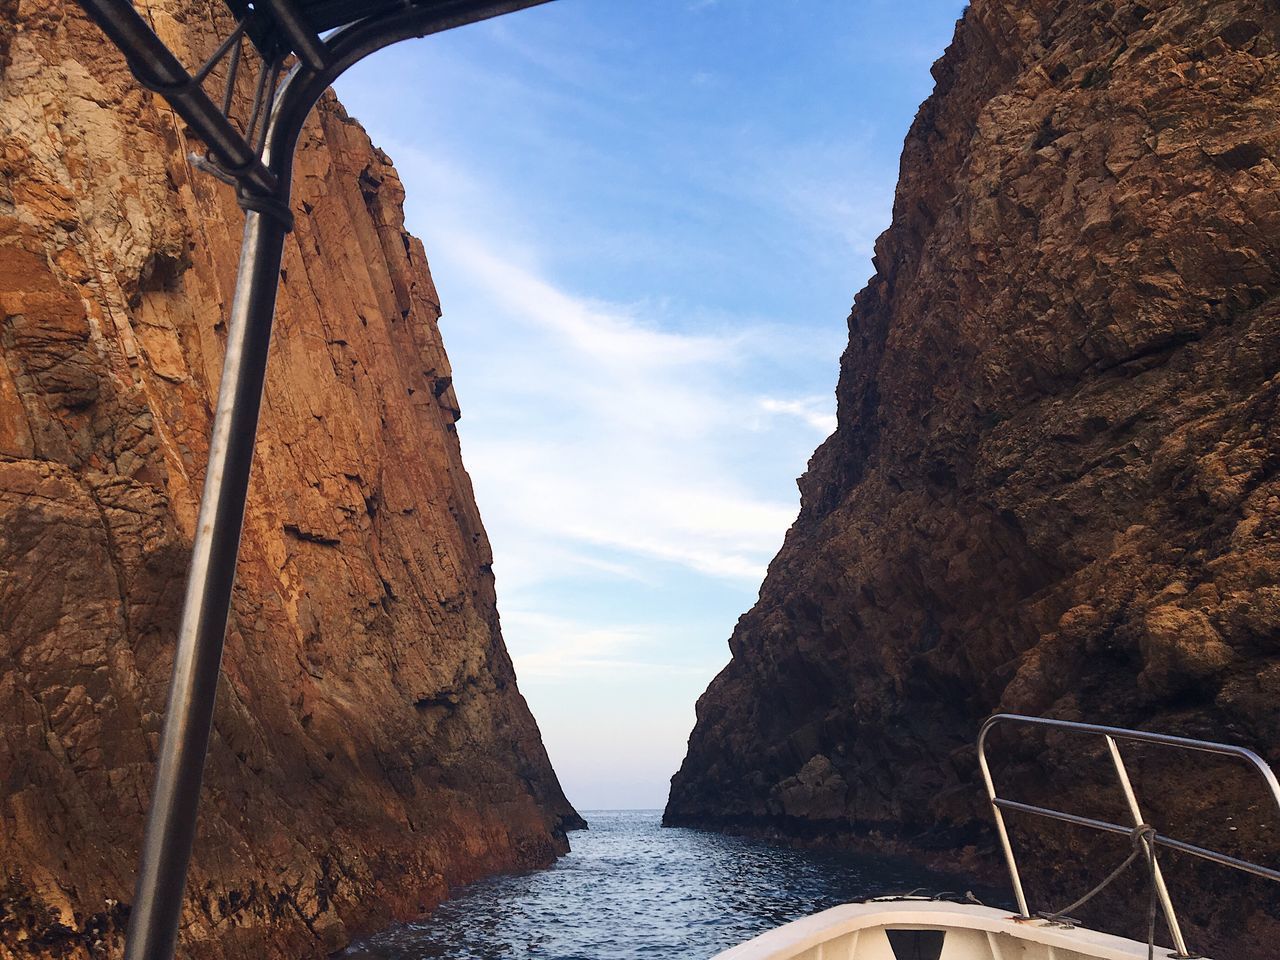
[667,1,1280,955]
[0,2,580,958]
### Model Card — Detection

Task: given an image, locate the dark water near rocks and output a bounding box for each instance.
[344,810,979,960]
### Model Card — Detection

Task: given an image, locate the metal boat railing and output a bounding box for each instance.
[978,713,1280,958]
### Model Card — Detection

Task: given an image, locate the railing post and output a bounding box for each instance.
[977,721,1031,918]
[1104,736,1191,958]
[124,205,292,960]
[980,714,1280,957]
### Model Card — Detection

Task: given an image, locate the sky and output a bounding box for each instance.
[334,0,966,810]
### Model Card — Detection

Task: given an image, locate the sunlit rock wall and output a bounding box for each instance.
[0,2,580,957]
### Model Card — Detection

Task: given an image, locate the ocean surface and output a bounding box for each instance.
[344,810,981,960]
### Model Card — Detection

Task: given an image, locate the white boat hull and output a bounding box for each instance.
[712,900,1189,960]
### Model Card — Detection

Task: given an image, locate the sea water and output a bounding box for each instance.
[344,809,976,959]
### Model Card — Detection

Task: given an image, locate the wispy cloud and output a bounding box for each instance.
[506,610,717,679]
[759,395,838,435]
[356,141,821,595]
[439,236,806,587]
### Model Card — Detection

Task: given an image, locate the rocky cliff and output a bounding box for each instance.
[0,2,580,958]
[667,1,1280,955]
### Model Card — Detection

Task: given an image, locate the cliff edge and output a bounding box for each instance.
[0,2,580,958]
[667,1,1280,955]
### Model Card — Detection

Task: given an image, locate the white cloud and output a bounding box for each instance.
[503,610,648,678]
[505,610,717,679]
[445,234,737,370]
[758,395,837,435]
[394,205,814,591]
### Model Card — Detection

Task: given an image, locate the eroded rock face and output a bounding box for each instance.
[667,1,1280,955]
[0,2,580,958]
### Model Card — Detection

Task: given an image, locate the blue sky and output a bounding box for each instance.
[334,0,966,810]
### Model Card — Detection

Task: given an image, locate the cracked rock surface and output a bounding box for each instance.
[0,2,581,958]
[667,2,1280,956]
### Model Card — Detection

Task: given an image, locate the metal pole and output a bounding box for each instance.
[75,0,278,194]
[976,723,1031,918]
[258,0,330,71]
[1104,735,1191,958]
[111,8,557,957]
[124,207,291,960]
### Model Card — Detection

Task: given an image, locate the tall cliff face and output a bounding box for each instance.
[667,0,1280,955]
[0,3,580,958]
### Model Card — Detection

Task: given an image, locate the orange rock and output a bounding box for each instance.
[0,3,580,959]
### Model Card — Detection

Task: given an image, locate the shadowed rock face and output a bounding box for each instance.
[667,0,1280,955]
[0,2,580,958]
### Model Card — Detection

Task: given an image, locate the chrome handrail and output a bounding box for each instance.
[978,713,1280,959]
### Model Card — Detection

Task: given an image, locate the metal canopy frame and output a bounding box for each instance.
[72,2,554,958]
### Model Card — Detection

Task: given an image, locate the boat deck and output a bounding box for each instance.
[712,901,1189,960]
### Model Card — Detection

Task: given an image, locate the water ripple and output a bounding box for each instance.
[345,811,981,959]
